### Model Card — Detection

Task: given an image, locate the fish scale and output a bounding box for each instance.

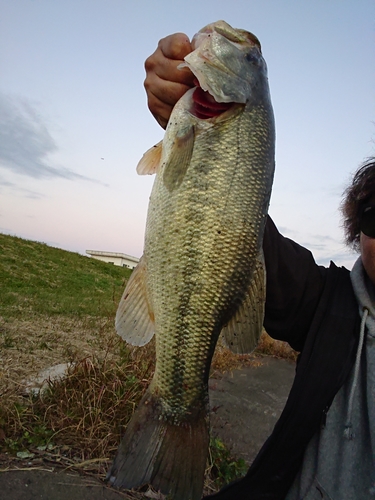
[108,20,275,500]
[149,120,266,415]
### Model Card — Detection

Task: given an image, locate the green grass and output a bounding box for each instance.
[208,437,248,489]
[0,233,132,319]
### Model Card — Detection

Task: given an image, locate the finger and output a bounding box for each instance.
[145,77,190,129]
[145,55,194,90]
[145,32,194,84]
[158,32,193,61]
[145,49,194,89]
[159,33,195,87]
[144,33,195,128]
[145,71,191,108]
[148,94,173,130]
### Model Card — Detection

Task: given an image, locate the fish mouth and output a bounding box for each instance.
[182,21,263,116]
[191,84,234,119]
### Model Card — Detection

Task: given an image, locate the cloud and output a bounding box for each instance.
[17,187,45,200]
[0,176,14,187]
[275,225,357,267]
[316,250,357,269]
[0,93,99,182]
[277,226,296,236]
[0,173,44,199]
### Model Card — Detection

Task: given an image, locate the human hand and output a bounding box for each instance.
[144,33,195,129]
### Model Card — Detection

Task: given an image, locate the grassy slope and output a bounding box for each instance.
[0,233,132,319]
[0,233,149,475]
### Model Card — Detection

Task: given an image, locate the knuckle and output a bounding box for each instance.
[161,33,190,59]
[143,75,152,92]
[144,54,156,72]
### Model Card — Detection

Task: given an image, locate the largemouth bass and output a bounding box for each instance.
[108,20,275,500]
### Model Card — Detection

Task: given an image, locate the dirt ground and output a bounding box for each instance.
[0,356,295,500]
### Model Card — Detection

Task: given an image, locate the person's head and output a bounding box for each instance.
[342,157,375,283]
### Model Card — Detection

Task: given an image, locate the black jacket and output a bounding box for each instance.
[205,217,360,499]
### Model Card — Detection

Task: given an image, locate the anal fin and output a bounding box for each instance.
[221,251,266,354]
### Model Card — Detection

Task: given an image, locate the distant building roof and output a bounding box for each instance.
[86,250,139,263]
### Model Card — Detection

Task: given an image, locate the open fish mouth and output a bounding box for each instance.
[191,85,234,119]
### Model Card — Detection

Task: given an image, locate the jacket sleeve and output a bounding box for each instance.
[263,216,326,352]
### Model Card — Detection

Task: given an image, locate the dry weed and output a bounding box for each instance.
[256,331,298,362]
[0,311,296,491]
[0,345,155,476]
[0,314,118,399]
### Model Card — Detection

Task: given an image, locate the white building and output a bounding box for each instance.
[86,250,139,269]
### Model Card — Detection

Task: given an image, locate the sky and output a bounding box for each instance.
[1,0,374,269]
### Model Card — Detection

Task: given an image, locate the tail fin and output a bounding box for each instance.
[107,390,209,500]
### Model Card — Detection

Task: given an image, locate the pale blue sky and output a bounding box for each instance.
[1,0,374,268]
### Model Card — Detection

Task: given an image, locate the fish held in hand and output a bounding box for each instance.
[107,20,275,500]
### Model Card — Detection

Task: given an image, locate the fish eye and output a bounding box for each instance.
[245,51,260,65]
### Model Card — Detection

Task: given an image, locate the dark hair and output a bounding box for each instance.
[341,157,375,251]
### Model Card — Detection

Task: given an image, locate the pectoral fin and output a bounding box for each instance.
[221,252,266,354]
[115,256,155,346]
[163,124,195,191]
[136,141,163,175]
